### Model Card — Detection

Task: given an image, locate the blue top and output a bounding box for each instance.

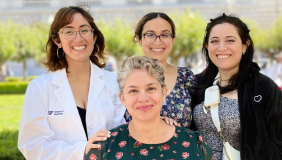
[124,67,197,128]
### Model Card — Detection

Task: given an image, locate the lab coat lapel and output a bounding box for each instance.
[87,62,105,112]
[52,69,85,135]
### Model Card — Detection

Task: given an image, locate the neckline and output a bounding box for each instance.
[220,96,238,101]
[126,123,177,145]
[166,67,181,97]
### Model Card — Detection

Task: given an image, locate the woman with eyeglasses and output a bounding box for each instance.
[124,12,197,129]
[18,6,125,160]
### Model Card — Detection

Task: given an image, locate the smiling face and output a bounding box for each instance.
[119,69,167,122]
[138,17,175,63]
[206,23,247,73]
[54,13,96,63]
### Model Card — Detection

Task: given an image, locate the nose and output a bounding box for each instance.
[153,36,163,45]
[137,91,149,102]
[218,41,227,51]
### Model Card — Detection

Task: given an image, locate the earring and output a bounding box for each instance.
[57,48,60,58]
[243,52,246,55]
[92,44,100,57]
[57,48,64,58]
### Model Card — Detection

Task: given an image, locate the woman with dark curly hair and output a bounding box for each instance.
[192,13,282,160]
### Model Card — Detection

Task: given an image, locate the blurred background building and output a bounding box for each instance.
[1,0,282,77]
[0,0,281,28]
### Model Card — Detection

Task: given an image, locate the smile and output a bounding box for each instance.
[72,46,86,50]
[137,105,153,112]
[216,54,231,59]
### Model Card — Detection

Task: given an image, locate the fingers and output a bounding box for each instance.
[88,129,111,142]
[162,117,173,126]
[161,116,181,127]
[90,143,101,149]
[173,120,181,127]
[85,130,110,155]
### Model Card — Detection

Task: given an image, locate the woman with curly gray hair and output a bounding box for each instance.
[85,56,213,160]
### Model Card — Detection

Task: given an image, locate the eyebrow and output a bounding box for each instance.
[63,24,90,29]
[126,83,157,89]
[143,30,172,34]
[209,36,237,40]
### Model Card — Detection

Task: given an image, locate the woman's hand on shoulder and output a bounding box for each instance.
[85,129,111,155]
[161,116,181,127]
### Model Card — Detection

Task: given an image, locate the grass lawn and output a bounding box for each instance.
[0,94,24,131]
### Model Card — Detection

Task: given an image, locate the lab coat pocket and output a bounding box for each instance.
[48,110,68,134]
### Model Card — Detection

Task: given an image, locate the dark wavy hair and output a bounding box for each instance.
[44,6,106,72]
[132,12,175,43]
[193,13,254,106]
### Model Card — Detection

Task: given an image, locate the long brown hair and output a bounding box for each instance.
[44,6,106,72]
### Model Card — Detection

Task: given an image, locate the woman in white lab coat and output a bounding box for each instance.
[18,6,125,160]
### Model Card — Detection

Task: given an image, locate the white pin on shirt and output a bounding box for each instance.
[254,95,262,102]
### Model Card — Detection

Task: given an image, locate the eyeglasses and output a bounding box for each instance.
[142,33,173,43]
[58,26,94,40]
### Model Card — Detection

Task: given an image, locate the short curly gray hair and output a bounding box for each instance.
[117,56,166,92]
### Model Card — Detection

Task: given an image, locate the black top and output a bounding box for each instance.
[77,106,88,139]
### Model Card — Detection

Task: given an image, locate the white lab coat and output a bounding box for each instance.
[18,62,126,160]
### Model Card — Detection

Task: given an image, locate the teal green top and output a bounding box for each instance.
[86,123,214,160]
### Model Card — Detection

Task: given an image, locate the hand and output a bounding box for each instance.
[85,129,111,155]
[161,116,181,127]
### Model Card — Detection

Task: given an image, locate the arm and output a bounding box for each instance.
[195,131,214,160]
[85,141,105,160]
[263,78,282,157]
[18,80,86,160]
[110,83,126,129]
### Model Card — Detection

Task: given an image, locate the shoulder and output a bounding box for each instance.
[109,123,128,135]
[177,67,197,86]
[98,69,120,94]
[175,126,200,136]
[27,72,55,89]
[253,72,280,94]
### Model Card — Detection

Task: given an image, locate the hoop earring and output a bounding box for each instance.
[57,48,60,58]
[57,48,65,58]
[94,44,99,57]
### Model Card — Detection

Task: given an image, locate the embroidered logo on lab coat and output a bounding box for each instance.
[48,110,64,115]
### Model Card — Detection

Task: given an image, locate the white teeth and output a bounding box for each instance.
[73,46,85,50]
[217,55,230,58]
[152,49,163,52]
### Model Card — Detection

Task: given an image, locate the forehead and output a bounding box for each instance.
[209,23,240,38]
[63,13,90,28]
[124,69,159,87]
[142,17,172,33]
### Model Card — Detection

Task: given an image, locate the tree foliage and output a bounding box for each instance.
[0,21,17,81]
[97,18,139,64]
[169,9,206,64]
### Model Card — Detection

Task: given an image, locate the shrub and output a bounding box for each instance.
[5,77,20,82]
[0,129,25,160]
[0,82,29,94]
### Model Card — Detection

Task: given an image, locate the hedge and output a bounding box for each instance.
[0,82,29,94]
[0,130,25,160]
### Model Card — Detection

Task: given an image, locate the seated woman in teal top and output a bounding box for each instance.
[86,56,213,160]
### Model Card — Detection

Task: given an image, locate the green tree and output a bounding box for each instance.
[97,18,139,69]
[169,9,206,65]
[13,24,43,81]
[0,21,17,81]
